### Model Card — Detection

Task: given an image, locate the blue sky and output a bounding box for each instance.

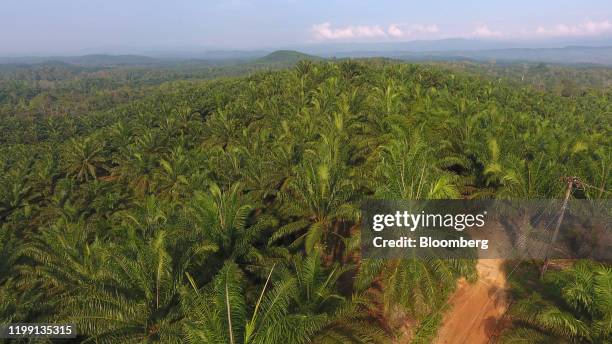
[1,0,612,54]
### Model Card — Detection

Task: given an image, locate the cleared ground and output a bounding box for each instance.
[434,258,509,344]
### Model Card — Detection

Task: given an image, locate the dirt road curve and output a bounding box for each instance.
[433,259,509,344]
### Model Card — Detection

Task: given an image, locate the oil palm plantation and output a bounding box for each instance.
[183,252,388,344]
[1,59,610,343]
[502,261,612,343]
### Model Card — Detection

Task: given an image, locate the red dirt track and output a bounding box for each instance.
[433,259,509,344]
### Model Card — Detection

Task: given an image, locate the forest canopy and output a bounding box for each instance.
[0,58,610,343]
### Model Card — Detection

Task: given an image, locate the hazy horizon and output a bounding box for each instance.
[2,0,612,56]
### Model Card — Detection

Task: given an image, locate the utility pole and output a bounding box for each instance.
[540,176,580,278]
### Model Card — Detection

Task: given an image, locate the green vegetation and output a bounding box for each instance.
[502,261,611,343]
[0,57,610,343]
[254,50,322,65]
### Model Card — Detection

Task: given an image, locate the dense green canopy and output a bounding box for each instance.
[0,59,610,343]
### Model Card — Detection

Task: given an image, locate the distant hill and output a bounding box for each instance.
[61,54,158,66]
[389,46,612,66]
[3,45,611,67]
[313,45,612,66]
[0,54,158,66]
[254,50,322,64]
[299,37,612,55]
[0,51,319,67]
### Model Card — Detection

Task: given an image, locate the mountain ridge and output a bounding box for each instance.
[2,45,612,66]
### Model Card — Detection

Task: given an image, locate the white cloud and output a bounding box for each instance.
[312,22,386,40]
[471,24,502,38]
[312,22,439,40]
[354,25,387,38]
[311,20,612,42]
[387,24,404,38]
[387,24,439,38]
[535,20,612,37]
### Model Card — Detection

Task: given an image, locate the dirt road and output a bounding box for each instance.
[433,259,509,344]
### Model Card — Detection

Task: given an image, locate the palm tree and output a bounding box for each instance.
[0,153,41,222]
[154,146,190,200]
[70,231,183,343]
[0,227,20,292]
[374,129,461,200]
[63,137,109,182]
[114,148,159,197]
[270,138,358,254]
[483,141,561,249]
[502,261,611,343]
[184,261,318,344]
[23,212,206,342]
[356,257,476,326]
[0,176,37,222]
[185,183,282,279]
[0,227,43,323]
[21,218,107,320]
[282,251,388,343]
[183,252,388,344]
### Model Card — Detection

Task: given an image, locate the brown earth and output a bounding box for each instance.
[433,258,510,344]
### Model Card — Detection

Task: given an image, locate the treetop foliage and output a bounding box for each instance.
[0,59,609,342]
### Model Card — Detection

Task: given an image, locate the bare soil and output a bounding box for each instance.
[433,259,509,344]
